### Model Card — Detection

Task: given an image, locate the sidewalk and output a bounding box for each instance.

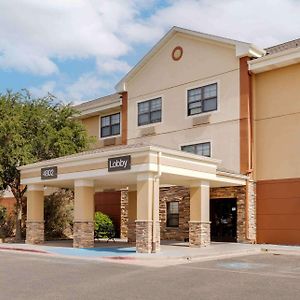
[0,240,299,267]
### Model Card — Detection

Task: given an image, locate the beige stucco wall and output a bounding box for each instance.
[82,115,99,138]
[81,108,122,149]
[253,63,300,180]
[126,33,241,172]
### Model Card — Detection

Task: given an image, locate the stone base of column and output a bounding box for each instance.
[26,221,44,245]
[189,221,210,247]
[136,221,152,253]
[127,221,136,243]
[73,221,94,248]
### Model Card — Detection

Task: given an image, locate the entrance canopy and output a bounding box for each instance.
[19,143,247,252]
[19,143,246,189]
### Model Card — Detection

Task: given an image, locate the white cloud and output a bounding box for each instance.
[29,81,56,97]
[2,0,300,100]
[141,0,300,48]
[63,73,111,102]
[0,0,137,75]
[1,0,300,75]
[29,73,112,104]
[97,58,131,73]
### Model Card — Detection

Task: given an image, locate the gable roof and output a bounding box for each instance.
[115,26,265,92]
[73,93,121,118]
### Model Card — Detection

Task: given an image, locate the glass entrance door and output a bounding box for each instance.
[210,198,237,242]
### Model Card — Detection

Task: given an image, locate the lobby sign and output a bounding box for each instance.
[108,155,131,172]
[41,166,58,180]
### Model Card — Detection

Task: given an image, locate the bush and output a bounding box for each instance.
[94,212,115,239]
[0,205,15,238]
[44,189,74,239]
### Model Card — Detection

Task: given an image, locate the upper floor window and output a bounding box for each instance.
[187,83,217,116]
[101,113,120,138]
[167,201,179,227]
[138,97,162,126]
[181,142,211,157]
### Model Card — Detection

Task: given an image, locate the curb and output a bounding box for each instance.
[0,246,49,254]
[260,248,300,256]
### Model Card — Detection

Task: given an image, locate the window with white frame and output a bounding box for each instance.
[187,83,217,116]
[100,113,120,138]
[138,97,162,126]
[181,142,211,157]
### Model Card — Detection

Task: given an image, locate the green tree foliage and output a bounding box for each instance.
[0,90,93,240]
[44,189,74,239]
[94,212,115,239]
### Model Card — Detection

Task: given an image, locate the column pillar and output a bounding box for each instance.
[26,185,44,245]
[73,180,94,248]
[127,190,137,243]
[189,181,211,247]
[136,173,160,253]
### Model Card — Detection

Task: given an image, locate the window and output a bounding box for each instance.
[181,142,211,157]
[167,202,179,227]
[187,83,217,116]
[101,113,120,138]
[138,97,162,126]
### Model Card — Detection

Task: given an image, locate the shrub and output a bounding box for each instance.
[0,205,15,238]
[94,212,115,239]
[44,189,74,239]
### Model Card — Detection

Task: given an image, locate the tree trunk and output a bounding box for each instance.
[15,198,23,242]
[10,184,26,242]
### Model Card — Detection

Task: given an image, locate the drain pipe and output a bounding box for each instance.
[152,151,162,253]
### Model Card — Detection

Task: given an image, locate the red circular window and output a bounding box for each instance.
[172,46,183,61]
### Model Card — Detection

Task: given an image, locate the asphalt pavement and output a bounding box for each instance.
[0,251,299,300]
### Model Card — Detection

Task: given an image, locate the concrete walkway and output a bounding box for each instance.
[0,240,299,267]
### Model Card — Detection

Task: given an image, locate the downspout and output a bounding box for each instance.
[246,68,255,242]
[152,151,162,253]
[247,68,253,174]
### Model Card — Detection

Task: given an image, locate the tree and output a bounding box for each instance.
[44,189,74,239]
[0,90,92,241]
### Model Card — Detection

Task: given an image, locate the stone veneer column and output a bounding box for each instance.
[247,179,256,242]
[136,173,160,253]
[189,181,210,247]
[127,191,137,243]
[26,185,45,245]
[73,180,94,248]
[120,189,128,239]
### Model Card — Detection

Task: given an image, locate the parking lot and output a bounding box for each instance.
[0,251,299,300]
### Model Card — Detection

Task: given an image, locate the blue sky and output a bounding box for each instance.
[1,0,299,104]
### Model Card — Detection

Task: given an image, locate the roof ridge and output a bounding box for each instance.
[73,92,120,109]
[266,37,300,55]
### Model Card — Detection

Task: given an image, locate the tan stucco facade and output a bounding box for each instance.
[253,63,300,181]
[81,108,123,149]
[251,56,300,246]
[125,33,241,173]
